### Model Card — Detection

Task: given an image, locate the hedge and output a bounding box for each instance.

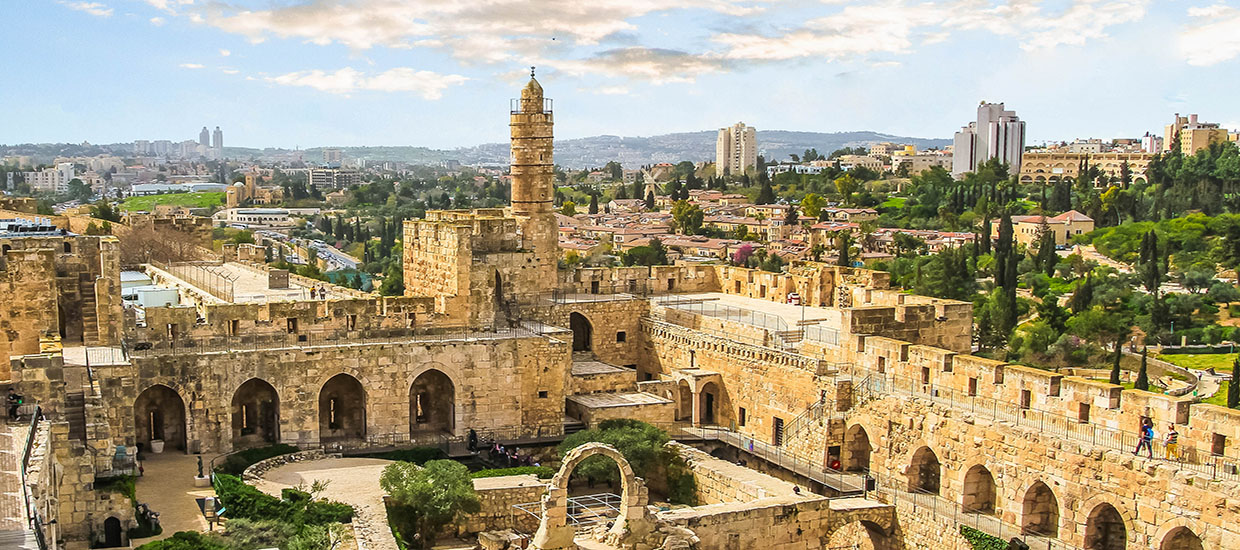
[356,446,445,464]
[212,474,352,525]
[960,526,1008,550]
[471,466,555,479]
[213,444,300,476]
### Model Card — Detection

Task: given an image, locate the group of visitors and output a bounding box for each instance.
[490,442,539,468]
[1133,417,1180,460]
[307,285,329,300]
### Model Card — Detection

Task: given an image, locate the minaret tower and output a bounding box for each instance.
[509,68,559,285]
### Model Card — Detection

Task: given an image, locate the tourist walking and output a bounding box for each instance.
[1134,418,1154,458]
[1165,424,1180,460]
[7,388,22,420]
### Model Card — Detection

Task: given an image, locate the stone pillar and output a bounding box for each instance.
[836,379,854,411]
[691,388,701,427]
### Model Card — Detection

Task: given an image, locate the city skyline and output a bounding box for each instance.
[4,1,1239,149]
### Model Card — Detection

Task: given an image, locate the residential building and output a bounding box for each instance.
[199,126,210,146]
[309,168,361,189]
[1011,210,1094,247]
[1019,152,1154,187]
[1067,139,1104,154]
[952,102,1026,178]
[323,148,343,167]
[214,207,295,229]
[715,122,757,177]
[1164,113,1232,155]
[894,153,952,174]
[23,163,76,194]
[837,155,883,172]
[212,126,223,156]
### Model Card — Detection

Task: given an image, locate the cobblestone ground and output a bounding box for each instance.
[253,457,398,550]
[131,452,216,545]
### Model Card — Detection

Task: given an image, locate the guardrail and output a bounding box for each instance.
[126,325,549,358]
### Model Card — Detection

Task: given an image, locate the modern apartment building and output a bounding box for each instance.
[1164,113,1232,155]
[951,102,1025,178]
[715,122,757,177]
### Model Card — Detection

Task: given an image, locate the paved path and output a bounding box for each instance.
[254,457,398,550]
[131,453,216,545]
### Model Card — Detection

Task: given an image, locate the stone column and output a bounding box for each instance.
[691,388,701,427]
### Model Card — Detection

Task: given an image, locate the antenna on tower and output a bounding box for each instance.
[530,66,536,78]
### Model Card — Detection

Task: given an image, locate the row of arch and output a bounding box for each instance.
[133,369,457,451]
[844,425,1205,550]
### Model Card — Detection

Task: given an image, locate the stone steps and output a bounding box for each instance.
[65,392,87,443]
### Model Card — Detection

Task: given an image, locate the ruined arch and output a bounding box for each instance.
[1084,501,1127,550]
[410,368,455,436]
[961,464,996,514]
[319,373,366,444]
[570,311,593,352]
[1160,527,1204,550]
[907,446,940,494]
[826,519,891,550]
[532,442,649,550]
[1021,481,1059,538]
[843,424,872,472]
[231,378,280,449]
[133,384,187,452]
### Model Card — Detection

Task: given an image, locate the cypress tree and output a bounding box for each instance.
[588,194,599,215]
[1135,347,1150,391]
[1109,337,1123,385]
[644,190,655,211]
[1229,357,1239,409]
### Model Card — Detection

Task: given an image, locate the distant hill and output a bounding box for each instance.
[1,130,950,170]
[448,130,952,169]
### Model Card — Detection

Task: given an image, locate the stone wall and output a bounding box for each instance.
[461,475,547,535]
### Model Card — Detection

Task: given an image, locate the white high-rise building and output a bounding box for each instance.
[715,122,757,178]
[951,102,1025,179]
[212,126,223,156]
[23,163,76,194]
[199,126,210,146]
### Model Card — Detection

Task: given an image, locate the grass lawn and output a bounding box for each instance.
[1203,381,1232,407]
[879,196,906,209]
[119,192,225,211]
[1157,353,1236,373]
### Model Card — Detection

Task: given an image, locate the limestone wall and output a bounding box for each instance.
[462,476,548,535]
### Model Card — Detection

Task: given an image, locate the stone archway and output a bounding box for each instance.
[319,373,366,444]
[676,380,692,421]
[1022,481,1059,538]
[1160,527,1204,550]
[826,519,890,550]
[102,516,123,548]
[531,442,650,550]
[570,312,593,352]
[907,446,940,494]
[134,384,187,452]
[410,369,455,436]
[843,424,872,472]
[1084,502,1126,550]
[231,378,280,449]
[961,464,996,514]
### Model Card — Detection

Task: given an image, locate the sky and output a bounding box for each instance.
[3,0,1239,149]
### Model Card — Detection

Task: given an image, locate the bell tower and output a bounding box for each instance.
[509,68,558,287]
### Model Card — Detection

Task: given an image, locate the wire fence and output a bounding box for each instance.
[151,260,236,302]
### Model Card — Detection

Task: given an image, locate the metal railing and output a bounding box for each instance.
[803,324,841,346]
[652,295,790,333]
[151,260,236,302]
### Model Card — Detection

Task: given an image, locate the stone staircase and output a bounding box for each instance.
[65,392,87,444]
[78,275,99,345]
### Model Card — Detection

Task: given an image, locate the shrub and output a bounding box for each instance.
[960,526,1007,550]
[135,531,225,550]
[381,460,480,550]
[214,444,300,475]
[471,466,555,479]
[557,419,696,505]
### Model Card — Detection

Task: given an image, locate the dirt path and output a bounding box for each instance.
[253,457,397,550]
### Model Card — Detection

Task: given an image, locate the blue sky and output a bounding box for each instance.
[3,0,1239,149]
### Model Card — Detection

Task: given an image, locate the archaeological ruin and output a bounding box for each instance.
[1,75,1238,550]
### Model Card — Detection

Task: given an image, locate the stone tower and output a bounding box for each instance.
[509,69,559,289]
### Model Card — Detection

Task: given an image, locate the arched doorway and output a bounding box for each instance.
[319,373,366,444]
[532,442,648,549]
[410,369,455,436]
[907,446,940,494]
[843,425,871,472]
[1160,527,1203,550]
[1085,503,1126,550]
[570,312,592,352]
[961,465,996,514]
[231,378,280,449]
[133,385,186,452]
[699,381,719,425]
[676,380,692,421]
[102,516,122,547]
[1022,481,1059,537]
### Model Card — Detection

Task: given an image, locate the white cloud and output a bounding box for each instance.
[579,85,631,95]
[219,49,231,57]
[1179,3,1240,66]
[145,0,193,13]
[179,63,204,69]
[221,68,239,74]
[266,67,468,99]
[149,16,165,26]
[61,1,113,17]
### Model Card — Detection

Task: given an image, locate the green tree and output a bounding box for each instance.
[556,419,695,505]
[588,194,599,215]
[560,201,577,216]
[66,178,92,202]
[783,205,799,227]
[1109,337,1123,385]
[756,178,775,204]
[800,193,826,219]
[670,200,704,235]
[380,460,480,550]
[834,174,859,206]
[1229,357,1239,409]
[1036,220,1057,277]
[91,200,122,222]
[644,190,656,211]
